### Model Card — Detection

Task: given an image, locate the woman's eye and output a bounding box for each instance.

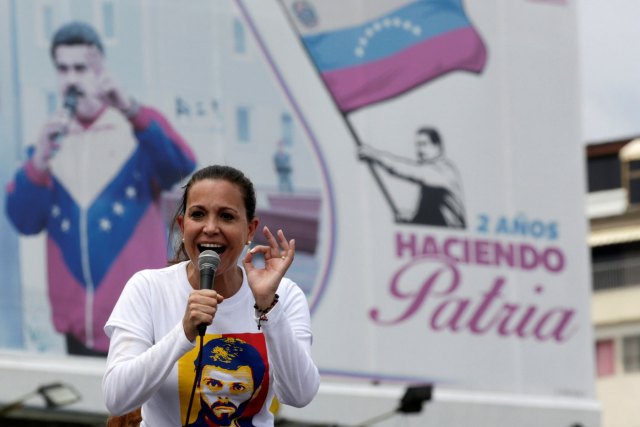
[221,212,234,221]
[189,211,204,219]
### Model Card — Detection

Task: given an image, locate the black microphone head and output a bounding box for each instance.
[63,86,81,115]
[198,250,221,272]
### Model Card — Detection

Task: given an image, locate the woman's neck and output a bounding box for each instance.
[214,266,243,298]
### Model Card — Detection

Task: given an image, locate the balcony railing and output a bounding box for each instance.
[592,258,640,290]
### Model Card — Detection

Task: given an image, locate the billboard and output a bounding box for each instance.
[238,0,599,424]
[242,0,594,391]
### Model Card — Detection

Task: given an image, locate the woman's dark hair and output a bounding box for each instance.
[169,165,256,263]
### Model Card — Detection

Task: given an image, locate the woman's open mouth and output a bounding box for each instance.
[198,243,225,255]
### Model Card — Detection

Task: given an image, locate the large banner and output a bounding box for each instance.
[239,0,595,400]
[0,0,597,422]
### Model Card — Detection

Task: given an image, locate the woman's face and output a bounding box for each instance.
[178,178,258,279]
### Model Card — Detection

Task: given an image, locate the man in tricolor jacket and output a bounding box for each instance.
[5,21,196,356]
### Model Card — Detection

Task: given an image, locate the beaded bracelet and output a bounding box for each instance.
[254,294,279,330]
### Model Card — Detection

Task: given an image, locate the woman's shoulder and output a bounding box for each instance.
[109,262,189,323]
[138,261,186,276]
[127,261,188,291]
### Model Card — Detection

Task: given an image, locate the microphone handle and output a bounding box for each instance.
[50,105,75,155]
[197,269,215,336]
[197,323,207,337]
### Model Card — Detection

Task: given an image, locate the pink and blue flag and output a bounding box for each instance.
[282,0,487,113]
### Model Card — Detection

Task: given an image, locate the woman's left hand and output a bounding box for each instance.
[242,226,295,309]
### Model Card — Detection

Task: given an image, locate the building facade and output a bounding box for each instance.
[588,138,640,427]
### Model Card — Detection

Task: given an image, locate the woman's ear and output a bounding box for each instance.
[247,217,259,244]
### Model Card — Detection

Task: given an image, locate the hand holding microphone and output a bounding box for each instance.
[32,86,81,172]
[183,250,223,340]
[196,250,221,337]
[54,86,81,145]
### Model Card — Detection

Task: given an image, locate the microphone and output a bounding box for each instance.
[51,86,82,151]
[63,86,81,116]
[197,250,221,336]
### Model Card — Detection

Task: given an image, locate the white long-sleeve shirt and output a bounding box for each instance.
[102,261,319,426]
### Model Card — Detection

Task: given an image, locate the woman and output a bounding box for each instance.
[102,165,320,426]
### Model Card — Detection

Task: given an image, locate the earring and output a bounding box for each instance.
[246,240,252,246]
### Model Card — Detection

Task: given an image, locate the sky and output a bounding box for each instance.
[579,0,640,143]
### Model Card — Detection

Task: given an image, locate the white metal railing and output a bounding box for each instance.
[592,257,640,290]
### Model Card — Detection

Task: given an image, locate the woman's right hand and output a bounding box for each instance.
[182,289,224,341]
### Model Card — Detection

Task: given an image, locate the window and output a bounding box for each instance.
[37,1,56,45]
[42,4,55,40]
[233,18,246,54]
[101,1,116,39]
[626,159,640,205]
[94,0,116,44]
[623,335,640,372]
[281,113,293,146]
[587,155,621,193]
[618,139,640,206]
[236,107,250,143]
[586,141,627,193]
[596,339,615,377]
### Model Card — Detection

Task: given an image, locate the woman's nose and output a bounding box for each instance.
[203,218,218,234]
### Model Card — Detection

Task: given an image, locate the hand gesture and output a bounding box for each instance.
[357,143,374,161]
[243,226,295,310]
[87,46,135,115]
[182,289,224,341]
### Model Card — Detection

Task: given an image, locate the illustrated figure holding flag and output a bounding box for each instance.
[358,127,466,228]
[279,0,486,227]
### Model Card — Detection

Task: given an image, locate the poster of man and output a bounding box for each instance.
[5,21,196,356]
[184,336,268,427]
[0,0,328,356]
